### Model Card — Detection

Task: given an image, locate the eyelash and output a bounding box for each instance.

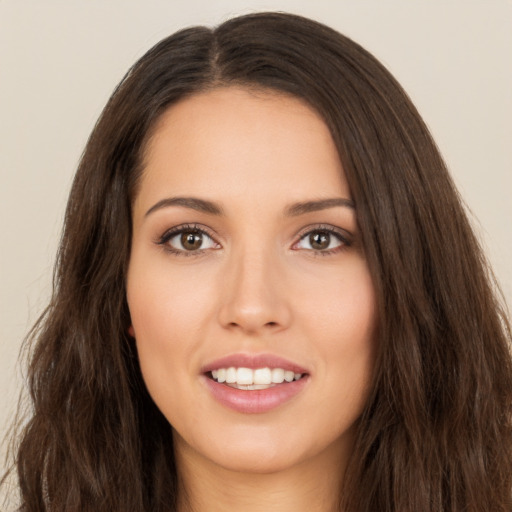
[293,224,352,256]
[156,223,352,257]
[156,223,219,257]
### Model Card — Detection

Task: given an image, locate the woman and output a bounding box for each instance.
[4,11,512,511]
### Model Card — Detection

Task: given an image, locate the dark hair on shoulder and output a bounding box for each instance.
[3,11,511,511]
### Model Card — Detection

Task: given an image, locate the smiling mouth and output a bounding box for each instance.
[207,367,306,390]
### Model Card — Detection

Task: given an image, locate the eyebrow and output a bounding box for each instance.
[284,197,355,216]
[145,197,225,217]
[144,196,355,218]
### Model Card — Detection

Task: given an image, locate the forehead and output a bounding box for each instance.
[135,86,349,214]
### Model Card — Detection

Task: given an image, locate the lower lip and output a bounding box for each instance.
[203,375,309,414]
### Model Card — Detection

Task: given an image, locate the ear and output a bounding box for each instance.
[128,325,135,338]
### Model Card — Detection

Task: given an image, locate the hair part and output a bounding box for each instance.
[3,12,512,511]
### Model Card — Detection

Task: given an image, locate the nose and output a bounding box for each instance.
[217,247,292,335]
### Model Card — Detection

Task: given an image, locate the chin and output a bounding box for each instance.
[210,444,303,475]
[174,423,311,474]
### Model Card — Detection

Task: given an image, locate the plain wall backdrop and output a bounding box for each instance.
[1,0,511,481]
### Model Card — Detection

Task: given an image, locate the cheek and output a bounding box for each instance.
[127,256,218,342]
[126,258,218,414]
[299,260,377,407]
[299,257,377,343]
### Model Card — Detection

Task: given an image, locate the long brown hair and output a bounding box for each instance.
[3,12,511,511]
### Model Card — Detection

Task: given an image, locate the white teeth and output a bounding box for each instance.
[225,367,237,383]
[228,383,275,390]
[271,368,285,383]
[210,366,304,386]
[236,367,253,385]
[254,367,272,385]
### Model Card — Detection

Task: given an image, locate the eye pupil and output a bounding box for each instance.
[310,232,330,250]
[181,232,202,250]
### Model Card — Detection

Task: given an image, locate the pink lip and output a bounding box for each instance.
[202,375,309,414]
[201,353,310,414]
[201,353,309,374]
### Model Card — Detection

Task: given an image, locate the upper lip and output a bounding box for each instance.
[201,353,309,375]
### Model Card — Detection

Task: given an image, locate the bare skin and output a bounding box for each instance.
[127,87,377,511]
[175,428,349,512]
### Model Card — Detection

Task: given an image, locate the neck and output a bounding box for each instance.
[174,433,351,512]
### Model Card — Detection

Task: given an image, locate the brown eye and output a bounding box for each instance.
[294,227,348,253]
[161,226,218,254]
[181,232,203,250]
[309,232,330,250]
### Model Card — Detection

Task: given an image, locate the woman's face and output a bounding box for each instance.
[127,87,377,475]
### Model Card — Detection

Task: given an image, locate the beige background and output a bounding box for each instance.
[1,0,511,482]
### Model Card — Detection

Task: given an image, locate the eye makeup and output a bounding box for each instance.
[154,221,353,258]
